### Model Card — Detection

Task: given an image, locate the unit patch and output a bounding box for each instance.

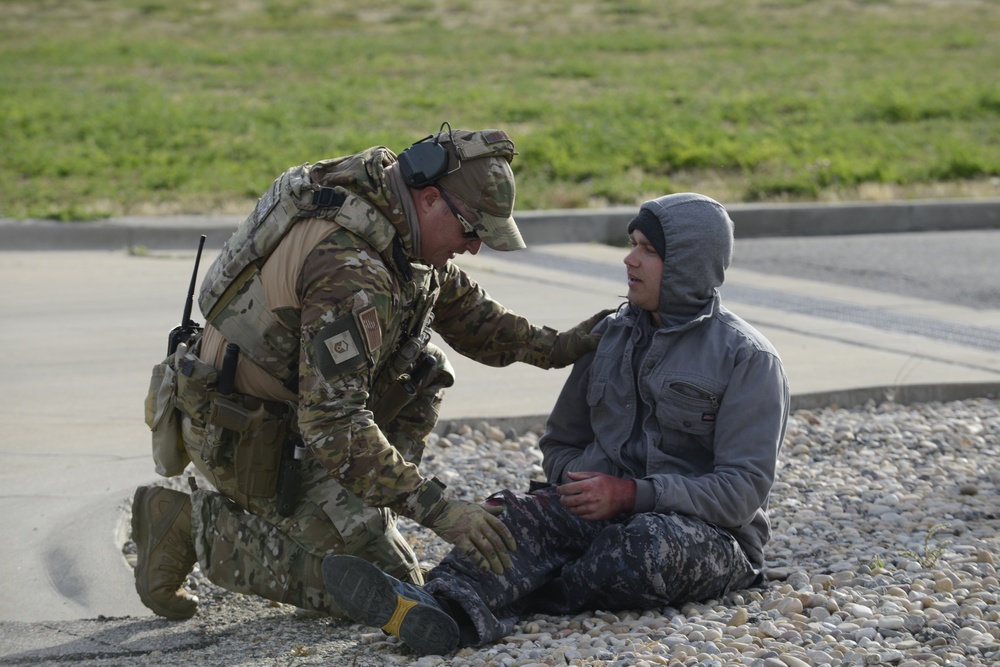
[326,330,359,364]
[314,314,368,379]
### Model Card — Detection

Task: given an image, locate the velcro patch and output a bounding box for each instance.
[482,130,511,144]
[354,306,382,357]
[326,331,358,364]
[314,315,368,379]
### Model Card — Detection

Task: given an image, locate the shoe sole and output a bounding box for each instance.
[131,486,197,620]
[322,555,458,655]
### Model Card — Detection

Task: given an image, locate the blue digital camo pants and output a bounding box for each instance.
[424,486,759,646]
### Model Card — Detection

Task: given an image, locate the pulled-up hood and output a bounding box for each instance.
[641,193,734,329]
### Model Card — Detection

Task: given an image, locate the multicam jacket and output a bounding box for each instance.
[196,147,562,523]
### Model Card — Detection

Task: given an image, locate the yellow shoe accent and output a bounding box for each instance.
[381,594,418,637]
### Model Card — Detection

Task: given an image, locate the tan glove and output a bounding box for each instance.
[420,498,517,574]
[550,308,614,368]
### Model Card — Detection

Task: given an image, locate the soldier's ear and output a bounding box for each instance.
[412,186,442,216]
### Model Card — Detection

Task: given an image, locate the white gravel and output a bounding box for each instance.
[105,396,1000,666]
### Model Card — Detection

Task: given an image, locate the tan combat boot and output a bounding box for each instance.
[131,485,198,620]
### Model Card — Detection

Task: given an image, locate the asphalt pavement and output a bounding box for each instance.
[1,201,999,662]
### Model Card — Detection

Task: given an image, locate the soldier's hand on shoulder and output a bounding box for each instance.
[550,308,615,368]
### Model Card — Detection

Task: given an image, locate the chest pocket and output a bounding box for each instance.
[655,378,722,437]
[585,376,606,407]
[585,375,633,448]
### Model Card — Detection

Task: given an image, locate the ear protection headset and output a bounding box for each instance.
[398,122,518,189]
[398,122,458,189]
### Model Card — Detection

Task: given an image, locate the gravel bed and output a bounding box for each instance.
[108,397,1000,667]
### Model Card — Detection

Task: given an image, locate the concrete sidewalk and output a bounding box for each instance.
[1,205,999,662]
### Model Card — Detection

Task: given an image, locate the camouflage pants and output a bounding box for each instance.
[182,347,454,615]
[424,487,758,646]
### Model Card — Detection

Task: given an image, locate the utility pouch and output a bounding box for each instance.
[201,394,252,468]
[209,395,258,431]
[175,351,219,425]
[232,410,287,499]
[143,358,190,478]
[203,394,288,500]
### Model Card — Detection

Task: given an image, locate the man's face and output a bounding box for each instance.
[624,228,664,315]
[416,187,483,268]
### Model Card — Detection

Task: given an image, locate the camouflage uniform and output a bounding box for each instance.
[173,134,584,614]
[425,486,757,645]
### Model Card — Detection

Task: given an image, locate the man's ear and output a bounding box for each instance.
[412,185,440,214]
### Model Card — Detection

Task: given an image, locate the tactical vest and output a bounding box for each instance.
[197,160,404,389]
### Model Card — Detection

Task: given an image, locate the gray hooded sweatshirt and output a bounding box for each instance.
[540,193,789,568]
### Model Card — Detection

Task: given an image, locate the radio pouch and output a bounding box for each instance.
[175,350,219,425]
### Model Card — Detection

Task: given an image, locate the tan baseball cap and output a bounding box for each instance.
[436,129,526,251]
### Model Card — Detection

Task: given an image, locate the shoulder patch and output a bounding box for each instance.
[354,306,382,356]
[314,315,369,379]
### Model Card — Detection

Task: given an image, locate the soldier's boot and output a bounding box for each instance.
[131,485,198,620]
[322,555,459,655]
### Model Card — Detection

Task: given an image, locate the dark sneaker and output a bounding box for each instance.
[131,485,198,620]
[322,555,459,655]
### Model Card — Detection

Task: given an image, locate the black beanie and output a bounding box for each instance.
[626,208,665,260]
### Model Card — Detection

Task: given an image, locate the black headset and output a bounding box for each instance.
[398,122,459,189]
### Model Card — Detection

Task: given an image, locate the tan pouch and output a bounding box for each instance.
[232,412,286,498]
[203,395,287,499]
[201,394,254,468]
[144,360,190,477]
[175,351,219,424]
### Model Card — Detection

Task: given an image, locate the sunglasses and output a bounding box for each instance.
[438,187,480,240]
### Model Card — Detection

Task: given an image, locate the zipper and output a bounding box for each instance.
[669,381,719,409]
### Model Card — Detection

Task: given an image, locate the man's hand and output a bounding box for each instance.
[422,498,517,574]
[550,309,614,367]
[557,471,636,521]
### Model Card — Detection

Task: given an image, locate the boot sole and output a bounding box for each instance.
[131,486,197,620]
[322,555,458,655]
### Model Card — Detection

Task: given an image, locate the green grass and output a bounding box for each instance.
[1,0,999,220]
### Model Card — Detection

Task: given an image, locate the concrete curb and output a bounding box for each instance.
[506,198,1000,244]
[0,216,240,252]
[788,381,1000,412]
[2,198,999,251]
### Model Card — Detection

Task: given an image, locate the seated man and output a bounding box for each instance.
[324,192,790,655]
